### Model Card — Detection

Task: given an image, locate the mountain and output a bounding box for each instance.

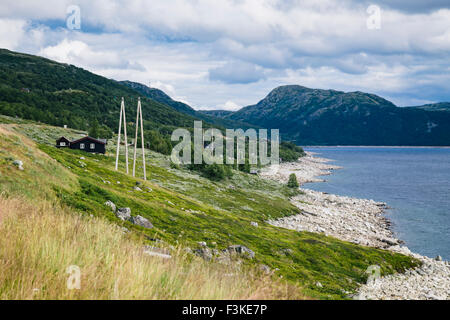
[120,80,256,130]
[120,81,304,160]
[0,49,302,162]
[120,80,197,115]
[219,85,450,146]
[0,48,227,154]
[406,102,450,112]
[0,49,205,133]
[199,110,235,118]
[0,48,253,137]
[3,48,447,147]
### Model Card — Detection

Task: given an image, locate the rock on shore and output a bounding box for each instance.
[268,189,398,248]
[261,152,450,300]
[357,254,450,300]
[260,152,341,185]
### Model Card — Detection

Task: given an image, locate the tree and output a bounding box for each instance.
[88,119,100,138]
[287,173,299,188]
[98,125,113,139]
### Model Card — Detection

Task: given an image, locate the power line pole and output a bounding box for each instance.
[115,97,129,173]
[132,97,147,180]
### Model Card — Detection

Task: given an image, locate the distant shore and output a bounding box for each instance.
[303,145,450,148]
[260,152,450,300]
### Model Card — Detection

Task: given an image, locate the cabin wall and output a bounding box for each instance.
[56,138,70,148]
[69,139,106,154]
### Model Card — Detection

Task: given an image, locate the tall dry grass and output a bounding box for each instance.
[0,196,302,300]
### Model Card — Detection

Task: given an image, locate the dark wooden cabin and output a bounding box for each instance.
[56,136,70,148]
[56,136,107,154]
[70,136,107,154]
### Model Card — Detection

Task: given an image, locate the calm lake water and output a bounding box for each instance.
[303,147,450,260]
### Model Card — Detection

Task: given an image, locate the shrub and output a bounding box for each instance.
[279,142,305,162]
[287,173,299,188]
[201,163,233,180]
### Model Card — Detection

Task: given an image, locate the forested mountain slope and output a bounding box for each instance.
[219,85,450,146]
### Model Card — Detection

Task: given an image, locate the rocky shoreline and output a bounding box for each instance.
[261,152,450,300]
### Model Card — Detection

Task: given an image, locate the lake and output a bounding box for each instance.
[303,147,450,260]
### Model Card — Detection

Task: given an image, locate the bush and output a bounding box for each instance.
[144,130,173,155]
[238,159,251,173]
[88,119,100,138]
[202,163,233,180]
[279,142,305,162]
[287,173,299,188]
[188,162,233,181]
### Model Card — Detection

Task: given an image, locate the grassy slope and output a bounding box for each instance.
[0,119,421,299]
[0,123,302,300]
[1,197,302,300]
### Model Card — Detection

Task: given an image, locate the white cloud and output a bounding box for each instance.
[0,1,68,20]
[205,101,242,111]
[0,1,449,108]
[222,101,241,111]
[39,39,144,70]
[0,19,27,50]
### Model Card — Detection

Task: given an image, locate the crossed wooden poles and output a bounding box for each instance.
[115,97,146,180]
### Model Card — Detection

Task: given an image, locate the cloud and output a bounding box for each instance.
[150,81,176,96]
[0,1,449,108]
[359,0,450,13]
[209,61,266,84]
[198,100,242,111]
[0,19,27,50]
[39,39,144,70]
[220,101,241,111]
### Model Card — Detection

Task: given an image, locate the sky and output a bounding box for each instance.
[0,0,449,110]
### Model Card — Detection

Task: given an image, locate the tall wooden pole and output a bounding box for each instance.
[116,97,128,174]
[132,99,139,177]
[115,99,123,171]
[139,98,146,180]
[115,97,129,173]
[133,97,146,180]
[123,99,129,174]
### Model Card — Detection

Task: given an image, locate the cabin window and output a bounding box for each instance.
[80,143,85,149]
[60,142,66,146]
[90,143,95,149]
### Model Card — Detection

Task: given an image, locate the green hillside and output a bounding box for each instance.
[0,49,207,154]
[0,121,304,300]
[0,119,420,299]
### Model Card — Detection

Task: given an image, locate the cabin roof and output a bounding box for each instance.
[70,136,107,145]
[56,136,70,142]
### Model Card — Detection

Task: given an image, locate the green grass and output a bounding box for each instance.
[2,123,421,299]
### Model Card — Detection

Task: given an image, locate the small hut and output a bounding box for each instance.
[56,136,70,148]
